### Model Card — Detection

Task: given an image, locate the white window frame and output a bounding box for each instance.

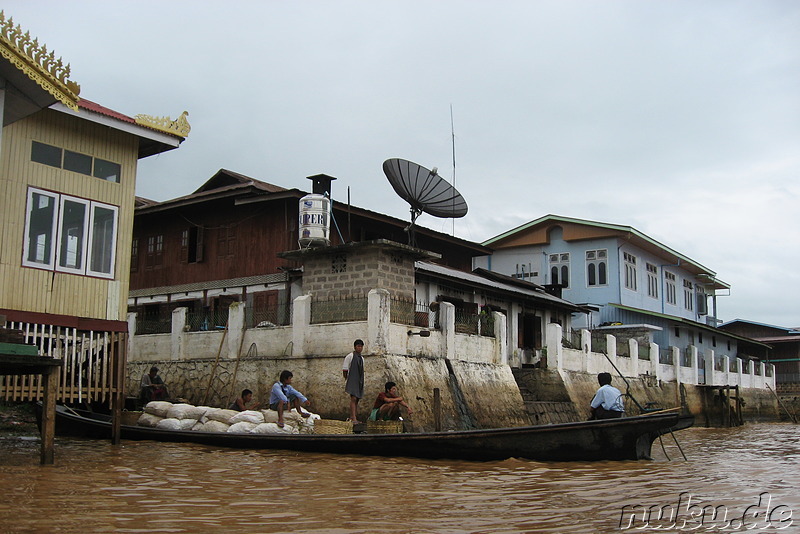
[646,263,658,299]
[22,188,59,270]
[623,252,637,291]
[586,249,608,287]
[87,203,119,278]
[22,187,118,279]
[665,271,677,305]
[683,280,694,311]
[55,195,90,275]
[548,252,570,288]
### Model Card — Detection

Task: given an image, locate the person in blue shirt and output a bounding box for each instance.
[269,370,311,428]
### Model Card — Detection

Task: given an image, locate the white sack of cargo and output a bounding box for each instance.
[193,420,230,433]
[298,413,321,434]
[251,422,298,434]
[228,421,258,433]
[166,404,207,420]
[229,410,264,425]
[144,401,173,418]
[137,412,164,427]
[261,408,302,424]
[207,409,239,424]
[156,418,198,431]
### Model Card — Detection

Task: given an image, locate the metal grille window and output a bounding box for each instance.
[331,254,347,273]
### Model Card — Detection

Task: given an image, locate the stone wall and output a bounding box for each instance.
[128,351,530,432]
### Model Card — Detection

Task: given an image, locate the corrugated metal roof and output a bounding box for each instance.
[415,261,584,311]
[129,272,288,298]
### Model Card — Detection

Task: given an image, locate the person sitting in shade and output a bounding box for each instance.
[140,366,169,403]
[269,370,311,428]
[229,388,261,411]
[369,381,413,421]
[589,372,625,419]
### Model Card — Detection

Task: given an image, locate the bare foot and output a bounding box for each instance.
[277,421,284,428]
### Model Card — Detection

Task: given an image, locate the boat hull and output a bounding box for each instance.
[47,406,691,462]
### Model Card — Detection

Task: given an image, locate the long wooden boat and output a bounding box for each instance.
[45,405,692,462]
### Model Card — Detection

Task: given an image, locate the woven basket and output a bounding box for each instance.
[366,419,404,434]
[121,411,143,426]
[314,419,354,434]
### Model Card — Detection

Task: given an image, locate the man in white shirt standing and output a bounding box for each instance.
[590,372,625,419]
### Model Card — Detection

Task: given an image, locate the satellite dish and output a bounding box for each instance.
[382,158,468,245]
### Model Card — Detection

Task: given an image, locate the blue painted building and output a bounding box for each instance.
[474,215,769,363]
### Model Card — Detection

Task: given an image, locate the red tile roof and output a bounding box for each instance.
[77,98,136,124]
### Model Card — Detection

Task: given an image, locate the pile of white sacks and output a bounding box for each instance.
[137,401,321,434]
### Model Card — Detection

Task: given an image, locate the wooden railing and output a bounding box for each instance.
[0,321,126,405]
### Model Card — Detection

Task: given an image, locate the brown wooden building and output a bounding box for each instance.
[128,170,492,331]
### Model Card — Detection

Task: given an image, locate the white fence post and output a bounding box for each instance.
[630,339,639,376]
[171,307,187,361]
[367,288,390,355]
[292,295,311,357]
[494,311,507,365]
[546,323,563,370]
[440,301,456,361]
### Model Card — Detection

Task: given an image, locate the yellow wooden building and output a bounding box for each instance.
[0,10,189,406]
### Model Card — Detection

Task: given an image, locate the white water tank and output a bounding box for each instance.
[298,194,330,247]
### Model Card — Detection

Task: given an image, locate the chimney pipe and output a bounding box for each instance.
[307,174,337,196]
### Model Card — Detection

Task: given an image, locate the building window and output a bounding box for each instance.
[22,187,118,279]
[31,141,62,168]
[684,280,694,311]
[623,252,637,291]
[331,253,347,273]
[646,263,658,298]
[698,332,703,344]
[586,249,607,286]
[146,234,164,269]
[675,327,680,337]
[665,271,677,305]
[31,141,121,183]
[217,225,236,260]
[549,253,570,288]
[712,336,716,347]
[131,238,139,272]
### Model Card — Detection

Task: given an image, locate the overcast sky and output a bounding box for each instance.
[6,1,799,327]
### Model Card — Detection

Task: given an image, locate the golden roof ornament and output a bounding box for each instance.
[134,110,191,138]
[0,10,80,110]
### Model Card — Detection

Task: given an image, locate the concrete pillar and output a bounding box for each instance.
[367,288,390,355]
[227,302,246,359]
[705,349,716,386]
[171,307,187,361]
[127,312,137,361]
[723,355,731,386]
[672,347,681,385]
[737,358,744,387]
[292,295,311,357]
[606,334,616,373]
[650,342,661,381]
[759,362,767,388]
[440,301,455,360]
[690,346,699,385]
[546,322,563,370]
[581,329,591,372]
[493,311,507,365]
[630,339,639,376]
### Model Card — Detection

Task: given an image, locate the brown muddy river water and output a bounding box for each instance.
[1,423,798,533]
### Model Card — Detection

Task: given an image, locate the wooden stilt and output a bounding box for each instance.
[40,367,59,465]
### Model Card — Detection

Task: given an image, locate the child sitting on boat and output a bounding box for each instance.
[269,370,311,428]
[369,381,413,421]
